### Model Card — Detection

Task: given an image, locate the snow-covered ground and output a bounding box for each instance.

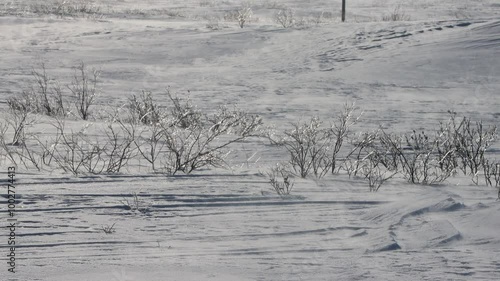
[1,0,500,280]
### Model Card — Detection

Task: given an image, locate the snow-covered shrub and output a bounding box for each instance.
[128,89,201,127]
[270,104,360,178]
[328,103,362,174]
[166,89,202,129]
[237,7,252,28]
[8,63,68,117]
[361,157,396,192]
[267,163,294,196]
[225,6,252,28]
[68,62,100,120]
[0,108,44,170]
[341,131,378,178]
[46,116,136,175]
[132,121,166,172]
[483,160,500,189]
[382,5,411,22]
[275,7,295,28]
[29,0,103,19]
[436,113,498,184]
[206,18,221,30]
[272,117,331,178]
[9,61,101,121]
[159,105,262,174]
[127,91,166,125]
[376,129,453,185]
[47,118,96,175]
[309,11,335,25]
[101,119,137,174]
[127,91,261,174]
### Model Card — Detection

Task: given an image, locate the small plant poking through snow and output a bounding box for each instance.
[101,223,116,234]
[267,163,294,196]
[120,192,151,214]
[206,17,221,30]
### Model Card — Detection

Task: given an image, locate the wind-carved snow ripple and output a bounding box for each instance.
[10,188,387,280]
[316,20,478,72]
[389,197,465,251]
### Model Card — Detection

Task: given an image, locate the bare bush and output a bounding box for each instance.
[376,129,452,185]
[224,6,252,28]
[102,119,137,173]
[329,103,362,174]
[4,108,32,146]
[275,7,295,28]
[160,105,262,174]
[238,7,253,28]
[0,122,17,166]
[68,62,100,120]
[361,158,396,192]
[128,90,204,173]
[341,131,378,178]
[48,119,92,175]
[382,5,411,22]
[8,63,67,117]
[309,11,335,25]
[133,122,165,172]
[437,113,498,184]
[29,0,104,19]
[166,90,202,128]
[483,160,500,189]
[267,163,294,196]
[270,104,360,179]
[127,91,165,125]
[375,130,402,172]
[0,108,42,170]
[46,115,138,175]
[455,118,496,181]
[274,117,331,178]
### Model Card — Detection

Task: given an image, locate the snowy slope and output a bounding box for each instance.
[1,1,500,280]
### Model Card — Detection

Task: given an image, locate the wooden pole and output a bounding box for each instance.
[342,0,346,22]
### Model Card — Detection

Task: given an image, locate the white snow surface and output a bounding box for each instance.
[1,0,500,280]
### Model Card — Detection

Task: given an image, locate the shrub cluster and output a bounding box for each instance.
[1,72,262,176]
[267,108,498,194]
[268,103,361,179]
[8,62,99,120]
[382,5,411,22]
[2,64,499,199]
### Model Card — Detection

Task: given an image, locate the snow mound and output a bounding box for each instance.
[390,198,465,250]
